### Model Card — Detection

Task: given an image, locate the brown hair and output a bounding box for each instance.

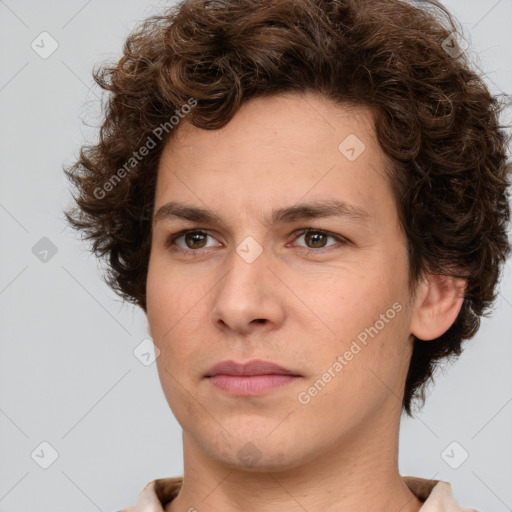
[63,0,511,416]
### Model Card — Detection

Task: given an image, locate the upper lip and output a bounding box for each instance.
[205,359,300,377]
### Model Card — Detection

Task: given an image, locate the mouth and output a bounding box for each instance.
[205,359,300,377]
[204,359,302,396]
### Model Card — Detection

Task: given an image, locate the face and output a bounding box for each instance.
[146,91,417,471]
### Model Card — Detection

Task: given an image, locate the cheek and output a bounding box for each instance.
[310,266,400,334]
[146,263,208,400]
[146,266,206,417]
[305,259,411,382]
[146,258,207,338]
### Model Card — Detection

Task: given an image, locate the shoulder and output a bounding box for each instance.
[403,475,480,512]
[117,476,183,512]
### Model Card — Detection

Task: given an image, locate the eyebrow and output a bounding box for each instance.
[153,199,372,228]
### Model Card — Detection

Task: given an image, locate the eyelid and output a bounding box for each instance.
[291,228,349,249]
[164,228,222,250]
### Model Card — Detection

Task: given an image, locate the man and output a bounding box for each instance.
[64,0,510,510]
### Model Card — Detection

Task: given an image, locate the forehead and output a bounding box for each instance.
[167,92,379,161]
[154,92,395,225]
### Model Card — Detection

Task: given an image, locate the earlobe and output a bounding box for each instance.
[410,273,466,341]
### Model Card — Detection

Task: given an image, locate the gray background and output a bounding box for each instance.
[0,1,511,511]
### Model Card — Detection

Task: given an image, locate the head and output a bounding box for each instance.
[64,0,511,469]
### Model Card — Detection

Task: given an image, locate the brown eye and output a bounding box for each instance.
[304,231,329,248]
[183,231,208,249]
[294,229,342,251]
[166,230,220,253]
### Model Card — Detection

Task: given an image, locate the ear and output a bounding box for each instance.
[410,273,466,341]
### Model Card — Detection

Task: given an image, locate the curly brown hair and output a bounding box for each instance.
[63,0,511,416]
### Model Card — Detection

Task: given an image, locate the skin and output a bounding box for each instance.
[145,91,465,512]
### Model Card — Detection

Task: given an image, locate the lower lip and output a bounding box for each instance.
[207,374,299,395]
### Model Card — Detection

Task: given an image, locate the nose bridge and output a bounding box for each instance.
[218,237,269,307]
[211,237,285,332]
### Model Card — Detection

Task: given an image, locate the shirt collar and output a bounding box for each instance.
[124,475,476,512]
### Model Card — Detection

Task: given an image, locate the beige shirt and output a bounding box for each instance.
[119,475,479,511]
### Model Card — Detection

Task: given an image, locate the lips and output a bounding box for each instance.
[205,359,300,378]
[204,360,302,396]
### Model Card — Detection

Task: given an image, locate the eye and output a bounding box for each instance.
[291,229,348,252]
[164,228,349,257]
[166,230,221,253]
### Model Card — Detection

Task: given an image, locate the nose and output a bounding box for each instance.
[210,246,286,335]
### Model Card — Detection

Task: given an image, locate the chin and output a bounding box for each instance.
[198,430,311,473]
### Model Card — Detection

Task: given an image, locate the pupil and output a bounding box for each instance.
[306,232,326,248]
[186,232,207,249]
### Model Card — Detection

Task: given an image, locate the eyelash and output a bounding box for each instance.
[164,228,349,257]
